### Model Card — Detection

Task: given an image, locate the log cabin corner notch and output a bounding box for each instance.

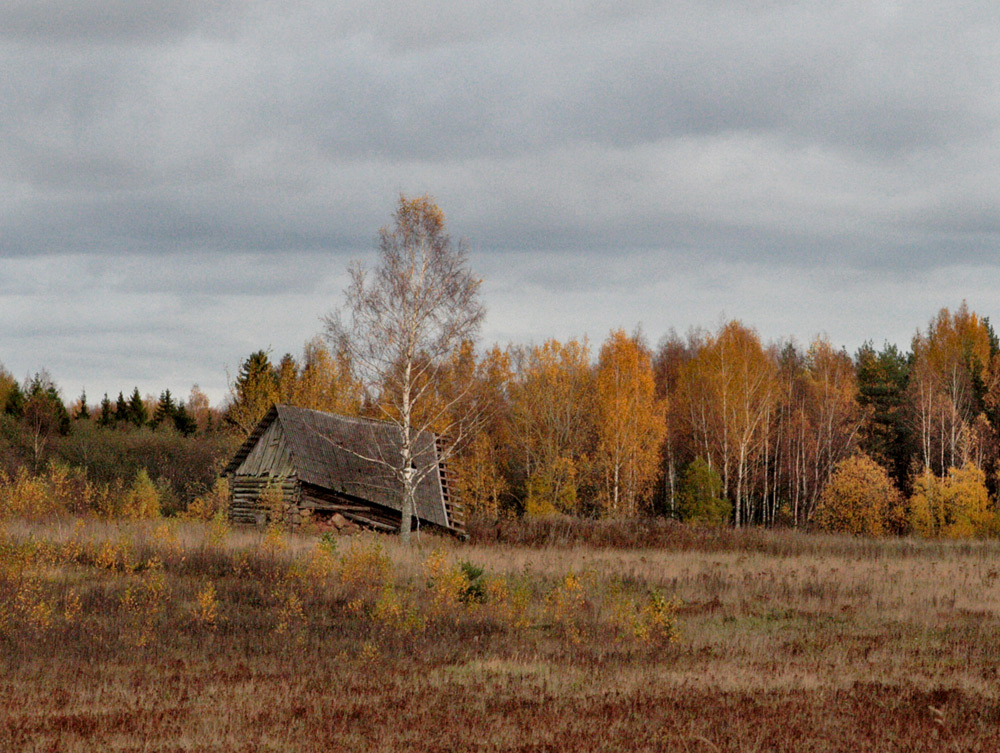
[222,405,465,537]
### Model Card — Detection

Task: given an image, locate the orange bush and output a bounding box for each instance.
[813,454,904,536]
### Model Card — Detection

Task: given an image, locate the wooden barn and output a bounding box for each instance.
[223,405,464,536]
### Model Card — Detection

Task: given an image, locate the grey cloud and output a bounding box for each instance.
[0,0,237,43]
[3,0,1000,404]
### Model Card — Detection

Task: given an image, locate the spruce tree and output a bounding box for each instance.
[225,350,278,436]
[3,382,24,417]
[173,402,197,436]
[151,389,176,428]
[115,392,128,424]
[75,389,90,420]
[98,393,114,427]
[127,387,148,427]
[855,342,913,494]
[22,373,70,468]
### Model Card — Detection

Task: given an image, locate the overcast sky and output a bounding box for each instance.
[2,1,999,406]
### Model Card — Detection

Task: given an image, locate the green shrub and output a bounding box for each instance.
[677,458,731,525]
[458,560,487,603]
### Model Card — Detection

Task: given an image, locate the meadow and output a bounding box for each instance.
[2,515,1000,752]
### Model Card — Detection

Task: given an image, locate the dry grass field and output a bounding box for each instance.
[2,516,1000,751]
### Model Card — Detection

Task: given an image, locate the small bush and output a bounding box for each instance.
[458,561,487,603]
[194,582,219,629]
[423,548,469,612]
[184,477,230,521]
[676,457,731,525]
[0,466,91,519]
[546,573,587,643]
[121,469,161,520]
[813,454,904,536]
[339,535,391,591]
[633,590,681,645]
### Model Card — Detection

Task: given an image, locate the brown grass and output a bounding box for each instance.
[2,517,1000,751]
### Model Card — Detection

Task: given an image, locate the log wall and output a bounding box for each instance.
[229,475,301,525]
[228,470,466,538]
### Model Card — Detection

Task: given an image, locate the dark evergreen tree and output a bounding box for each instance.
[151,389,177,428]
[677,457,731,525]
[855,341,914,494]
[3,381,24,417]
[22,373,70,468]
[24,374,71,436]
[115,392,128,425]
[173,402,197,436]
[985,317,1000,358]
[98,393,114,427]
[75,389,90,420]
[127,387,148,427]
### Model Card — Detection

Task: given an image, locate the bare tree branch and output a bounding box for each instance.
[323,194,485,543]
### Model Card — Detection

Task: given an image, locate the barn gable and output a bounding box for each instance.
[232,418,294,477]
[223,406,461,534]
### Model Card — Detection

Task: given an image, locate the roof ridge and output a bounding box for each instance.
[275,404,397,429]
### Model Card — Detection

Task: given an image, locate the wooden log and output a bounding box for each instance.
[340,511,398,533]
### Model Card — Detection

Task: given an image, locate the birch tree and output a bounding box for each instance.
[676,321,777,527]
[910,303,993,474]
[324,194,484,543]
[594,329,666,515]
[508,339,595,516]
[799,338,864,520]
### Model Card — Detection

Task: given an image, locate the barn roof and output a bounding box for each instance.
[224,405,450,528]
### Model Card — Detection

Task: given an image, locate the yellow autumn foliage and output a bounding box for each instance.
[813,454,904,536]
[909,464,992,539]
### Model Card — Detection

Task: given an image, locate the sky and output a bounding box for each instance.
[2,1,999,406]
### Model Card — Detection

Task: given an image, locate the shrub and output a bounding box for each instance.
[53,422,238,508]
[184,477,230,521]
[633,590,681,645]
[546,572,588,643]
[813,454,904,536]
[458,561,487,603]
[121,469,161,519]
[677,457,731,525]
[0,469,56,519]
[909,465,992,538]
[194,582,219,629]
[339,535,392,591]
[422,548,468,611]
[0,465,94,519]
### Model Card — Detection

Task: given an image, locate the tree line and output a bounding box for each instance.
[221,300,1000,536]
[0,369,232,512]
[6,298,999,537]
[5,193,999,539]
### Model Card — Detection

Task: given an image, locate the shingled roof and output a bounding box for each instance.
[224,405,450,528]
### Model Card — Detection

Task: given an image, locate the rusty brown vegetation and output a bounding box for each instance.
[1,516,999,752]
